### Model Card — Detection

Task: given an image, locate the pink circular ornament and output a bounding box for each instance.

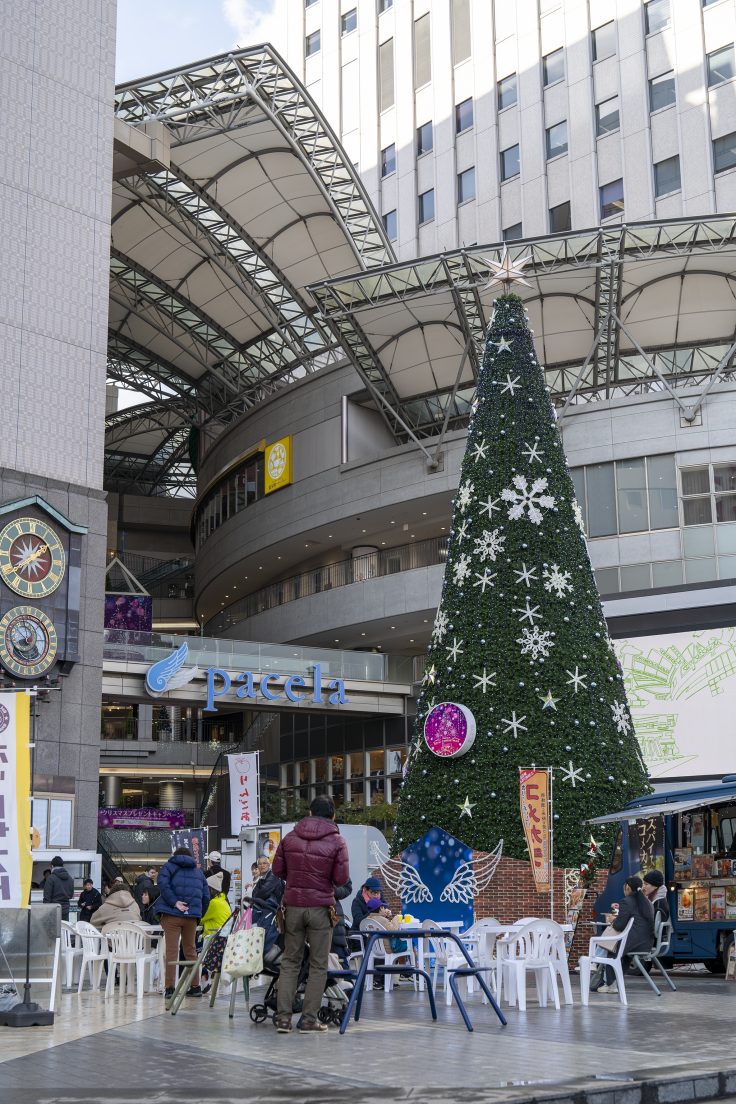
[424,702,476,759]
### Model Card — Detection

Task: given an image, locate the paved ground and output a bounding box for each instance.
[1,970,736,1102]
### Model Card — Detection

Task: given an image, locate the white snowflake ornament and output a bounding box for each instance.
[453,553,472,586]
[611,700,631,736]
[473,528,506,562]
[517,626,555,662]
[432,609,449,642]
[457,480,474,513]
[501,475,556,525]
[543,563,573,598]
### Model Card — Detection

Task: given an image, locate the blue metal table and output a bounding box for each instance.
[339,927,507,1034]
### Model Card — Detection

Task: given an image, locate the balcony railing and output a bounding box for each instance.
[207,534,449,636]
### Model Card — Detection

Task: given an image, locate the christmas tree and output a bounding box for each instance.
[396,284,650,866]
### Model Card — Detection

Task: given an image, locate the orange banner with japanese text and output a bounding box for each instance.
[519,768,551,894]
[227,752,260,834]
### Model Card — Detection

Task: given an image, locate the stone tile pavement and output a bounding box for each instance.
[1,971,736,1103]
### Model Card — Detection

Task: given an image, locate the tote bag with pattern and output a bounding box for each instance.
[222,924,264,978]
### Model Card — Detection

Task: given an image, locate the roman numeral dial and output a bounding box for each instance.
[0,517,66,598]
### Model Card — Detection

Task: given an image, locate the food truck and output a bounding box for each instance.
[590,777,736,970]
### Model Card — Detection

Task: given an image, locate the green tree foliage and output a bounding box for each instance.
[395,294,650,864]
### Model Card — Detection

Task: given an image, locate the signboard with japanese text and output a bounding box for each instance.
[228,752,260,834]
[0,693,31,907]
[170,828,207,870]
[519,768,551,894]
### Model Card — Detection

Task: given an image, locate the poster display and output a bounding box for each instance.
[227,752,260,834]
[257,829,281,863]
[104,594,152,632]
[519,768,551,894]
[0,693,31,907]
[170,828,207,870]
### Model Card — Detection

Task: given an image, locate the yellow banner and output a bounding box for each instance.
[519,768,551,894]
[264,436,292,495]
[0,692,31,907]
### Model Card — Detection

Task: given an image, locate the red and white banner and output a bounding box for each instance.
[227,752,259,834]
[519,768,551,894]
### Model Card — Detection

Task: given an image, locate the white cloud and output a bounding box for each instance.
[222,0,284,52]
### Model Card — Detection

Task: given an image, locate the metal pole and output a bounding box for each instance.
[549,766,554,921]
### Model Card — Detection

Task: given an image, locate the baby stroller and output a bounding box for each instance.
[248,942,352,1027]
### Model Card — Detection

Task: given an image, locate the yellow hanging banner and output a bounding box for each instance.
[0,693,31,907]
[264,436,293,495]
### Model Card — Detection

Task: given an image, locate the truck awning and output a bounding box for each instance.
[587,793,736,826]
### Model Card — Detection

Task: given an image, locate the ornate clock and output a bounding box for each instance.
[0,605,58,678]
[0,516,66,598]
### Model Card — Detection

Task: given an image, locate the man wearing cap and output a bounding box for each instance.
[642,869,670,924]
[205,850,231,898]
[351,876,392,930]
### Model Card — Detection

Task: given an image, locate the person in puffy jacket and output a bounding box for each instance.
[271,795,350,1033]
[90,886,141,931]
[157,847,210,999]
[43,856,75,920]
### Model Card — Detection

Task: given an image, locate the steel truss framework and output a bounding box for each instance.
[107,46,394,496]
[309,217,736,443]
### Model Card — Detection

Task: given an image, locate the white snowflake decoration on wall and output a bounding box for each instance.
[572,500,586,534]
[611,700,631,736]
[473,528,506,562]
[517,626,555,661]
[453,553,472,585]
[432,609,449,641]
[543,563,573,598]
[501,475,556,525]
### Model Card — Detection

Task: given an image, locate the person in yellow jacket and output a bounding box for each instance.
[202,872,231,933]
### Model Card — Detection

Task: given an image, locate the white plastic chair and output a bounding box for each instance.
[443,918,500,1005]
[579,917,634,1006]
[359,917,416,993]
[75,921,109,994]
[104,922,156,1000]
[498,920,567,1010]
[61,920,83,989]
[629,915,677,995]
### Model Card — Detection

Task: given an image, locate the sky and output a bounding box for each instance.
[116,0,282,83]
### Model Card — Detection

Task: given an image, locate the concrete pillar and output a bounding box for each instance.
[137,703,153,741]
[159,781,184,809]
[102,775,121,807]
[351,545,378,582]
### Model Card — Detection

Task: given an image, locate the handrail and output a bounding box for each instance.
[207,534,449,635]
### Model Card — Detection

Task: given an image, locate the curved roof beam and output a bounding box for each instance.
[107,329,199,402]
[114,46,394,270]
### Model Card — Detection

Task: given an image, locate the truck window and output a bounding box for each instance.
[610,826,623,873]
[718,807,736,853]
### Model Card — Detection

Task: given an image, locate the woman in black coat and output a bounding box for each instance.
[595,875,654,992]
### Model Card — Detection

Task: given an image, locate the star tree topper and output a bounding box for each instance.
[481,246,533,290]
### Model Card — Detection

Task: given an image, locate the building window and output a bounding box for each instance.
[379,38,394,111]
[414,13,431,89]
[572,455,678,537]
[714,131,736,174]
[381,143,396,177]
[378,0,393,11]
[654,155,681,196]
[457,166,476,204]
[647,455,679,529]
[600,177,624,219]
[503,223,523,241]
[418,188,435,224]
[341,8,357,35]
[452,0,472,64]
[549,200,571,233]
[497,72,517,110]
[592,21,616,62]
[546,120,568,159]
[649,70,676,111]
[707,44,735,87]
[455,96,474,133]
[543,47,564,87]
[305,30,321,57]
[501,143,520,181]
[645,0,671,35]
[32,797,74,849]
[681,467,712,525]
[417,121,433,156]
[596,95,620,135]
[382,209,397,241]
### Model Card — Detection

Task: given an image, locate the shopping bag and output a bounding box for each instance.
[202,934,228,975]
[222,925,264,978]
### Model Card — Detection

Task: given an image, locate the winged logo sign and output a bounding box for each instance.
[145,641,199,696]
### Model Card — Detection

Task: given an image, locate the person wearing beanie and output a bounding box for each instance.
[204,850,231,898]
[202,872,231,935]
[643,869,670,924]
[42,855,75,920]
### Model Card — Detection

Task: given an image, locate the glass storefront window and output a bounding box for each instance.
[616,458,648,533]
[349,752,364,779]
[647,455,678,528]
[586,462,617,536]
[368,751,384,776]
[314,757,327,783]
[298,761,309,785]
[387,748,406,774]
[330,755,344,780]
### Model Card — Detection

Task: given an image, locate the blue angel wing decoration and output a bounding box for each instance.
[439,838,504,905]
[145,641,196,695]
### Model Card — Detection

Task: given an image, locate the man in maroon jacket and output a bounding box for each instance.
[272,795,350,1033]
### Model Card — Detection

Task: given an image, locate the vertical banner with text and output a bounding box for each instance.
[227,752,260,835]
[0,693,31,907]
[170,828,207,870]
[519,767,551,894]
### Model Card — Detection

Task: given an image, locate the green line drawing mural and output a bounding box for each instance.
[614,627,736,779]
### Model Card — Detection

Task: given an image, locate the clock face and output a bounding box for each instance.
[0,516,66,598]
[0,606,58,678]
